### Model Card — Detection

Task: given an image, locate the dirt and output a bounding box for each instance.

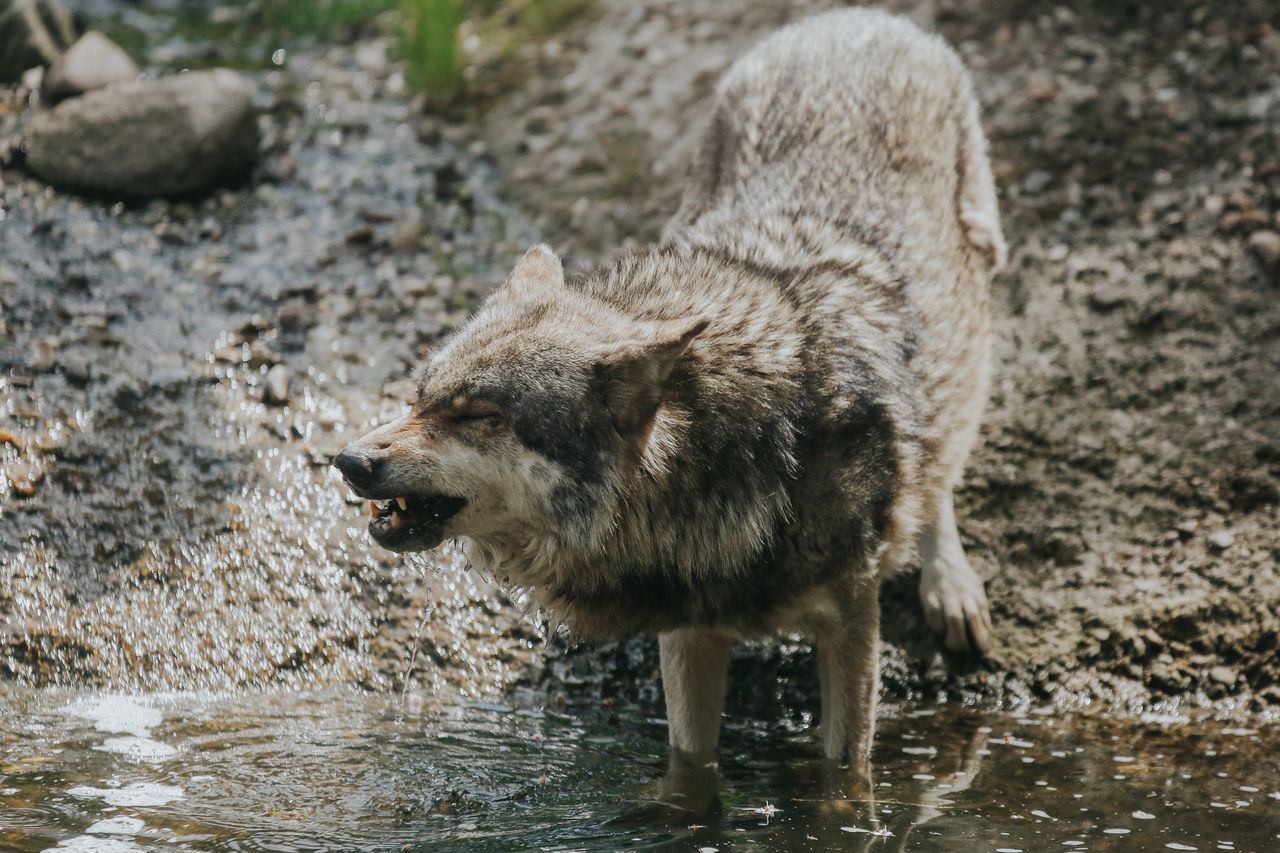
[482,0,1280,717]
[1,0,1276,720]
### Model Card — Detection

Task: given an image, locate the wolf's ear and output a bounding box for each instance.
[594,316,710,437]
[505,244,565,300]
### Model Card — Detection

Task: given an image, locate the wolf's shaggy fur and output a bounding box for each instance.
[338,9,1003,769]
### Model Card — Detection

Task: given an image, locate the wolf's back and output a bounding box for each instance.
[673,8,1005,271]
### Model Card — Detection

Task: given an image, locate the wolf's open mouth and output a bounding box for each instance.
[368,494,467,545]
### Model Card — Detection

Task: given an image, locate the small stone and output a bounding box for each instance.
[27,337,58,372]
[345,225,375,245]
[1026,80,1055,101]
[389,218,424,253]
[1023,169,1052,195]
[315,404,345,429]
[1173,518,1198,538]
[1208,665,1236,686]
[1207,530,1234,551]
[263,364,289,406]
[1246,229,1280,265]
[276,297,310,331]
[42,31,138,102]
[7,461,45,496]
[1088,285,1129,310]
[60,351,90,385]
[21,65,43,91]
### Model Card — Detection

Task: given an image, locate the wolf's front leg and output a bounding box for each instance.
[817,578,881,788]
[659,628,733,764]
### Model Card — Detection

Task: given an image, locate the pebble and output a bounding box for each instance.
[1088,285,1129,310]
[1246,229,1280,265]
[61,352,91,385]
[1208,666,1236,686]
[1207,530,1234,551]
[264,364,290,406]
[389,218,425,253]
[42,31,140,102]
[1023,170,1053,194]
[27,338,59,372]
[7,461,45,497]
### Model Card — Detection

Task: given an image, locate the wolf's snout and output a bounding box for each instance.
[333,448,381,492]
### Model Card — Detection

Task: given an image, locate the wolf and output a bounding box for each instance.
[335,8,1004,772]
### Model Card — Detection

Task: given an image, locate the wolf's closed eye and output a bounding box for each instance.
[447,403,503,425]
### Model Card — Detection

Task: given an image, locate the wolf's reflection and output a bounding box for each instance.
[611,714,989,850]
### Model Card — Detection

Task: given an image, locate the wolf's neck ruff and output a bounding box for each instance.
[461,240,919,640]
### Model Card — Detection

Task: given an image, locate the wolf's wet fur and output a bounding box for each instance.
[337,8,1003,775]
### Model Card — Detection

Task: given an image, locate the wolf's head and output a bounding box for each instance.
[333,245,708,570]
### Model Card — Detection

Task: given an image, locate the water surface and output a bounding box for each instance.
[2,690,1276,851]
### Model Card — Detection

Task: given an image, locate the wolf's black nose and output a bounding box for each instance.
[333,449,378,490]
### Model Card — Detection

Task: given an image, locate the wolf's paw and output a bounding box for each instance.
[960,209,1007,270]
[919,557,992,655]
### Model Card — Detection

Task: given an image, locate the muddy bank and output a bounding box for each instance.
[483,0,1280,715]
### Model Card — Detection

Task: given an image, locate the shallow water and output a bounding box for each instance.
[2,690,1276,852]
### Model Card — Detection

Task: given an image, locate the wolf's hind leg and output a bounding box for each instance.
[817,578,880,790]
[918,490,991,654]
[659,628,733,764]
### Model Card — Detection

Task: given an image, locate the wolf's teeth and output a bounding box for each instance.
[395,497,408,511]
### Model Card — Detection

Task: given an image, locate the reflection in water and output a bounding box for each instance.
[1,690,1276,852]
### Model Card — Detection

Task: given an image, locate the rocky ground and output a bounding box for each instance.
[1,9,546,696]
[1,0,1277,722]
[485,0,1280,718]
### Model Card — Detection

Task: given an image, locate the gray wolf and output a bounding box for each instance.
[335,7,1004,773]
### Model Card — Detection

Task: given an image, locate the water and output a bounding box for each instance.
[2,690,1277,852]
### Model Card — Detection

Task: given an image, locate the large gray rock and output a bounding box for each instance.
[42,31,139,102]
[0,0,76,83]
[25,69,259,197]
